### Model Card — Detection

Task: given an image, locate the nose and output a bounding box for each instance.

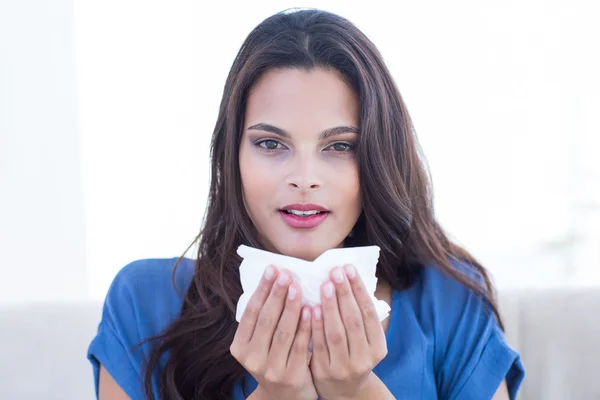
[286,152,322,191]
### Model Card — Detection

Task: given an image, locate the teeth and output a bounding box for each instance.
[287,210,321,216]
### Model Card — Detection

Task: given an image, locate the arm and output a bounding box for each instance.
[335,373,395,400]
[98,365,131,400]
[344,375,509,400]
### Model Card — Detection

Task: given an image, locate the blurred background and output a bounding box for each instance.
[2,1,600,399]
[1,0,598,301]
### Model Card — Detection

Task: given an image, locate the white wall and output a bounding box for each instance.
[1,0,598,303]
[0,0,87,303]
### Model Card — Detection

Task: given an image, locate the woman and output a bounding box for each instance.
[88,8,525,400]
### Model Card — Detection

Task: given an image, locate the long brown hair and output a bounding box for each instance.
[141,8,501,400]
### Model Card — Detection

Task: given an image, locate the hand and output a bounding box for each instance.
[309,265,388,400]
[230,266,318,400]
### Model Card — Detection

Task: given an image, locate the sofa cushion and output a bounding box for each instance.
[500,288,600,400]
[0,301,101,400]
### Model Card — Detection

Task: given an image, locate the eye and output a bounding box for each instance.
[327,142,355,152]
[256,139,284,150]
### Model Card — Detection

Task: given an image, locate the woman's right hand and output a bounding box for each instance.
[230,266,317,400]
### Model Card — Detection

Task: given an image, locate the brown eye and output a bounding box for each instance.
[258,139,282,150]
[329,142,354,152]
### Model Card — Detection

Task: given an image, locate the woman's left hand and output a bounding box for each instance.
[309,264,388,400]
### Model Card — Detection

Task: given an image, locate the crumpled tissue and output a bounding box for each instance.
[235,245,391,323]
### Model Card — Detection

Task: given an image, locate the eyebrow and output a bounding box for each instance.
[246,123,359,140]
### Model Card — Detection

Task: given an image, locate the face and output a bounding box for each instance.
[239,67,362,261]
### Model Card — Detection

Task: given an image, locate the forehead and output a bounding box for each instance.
[244,67,359,127]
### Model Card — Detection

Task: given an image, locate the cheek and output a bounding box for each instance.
[328,161,361,211]
[347,170,362,210]
[239,146,278,213]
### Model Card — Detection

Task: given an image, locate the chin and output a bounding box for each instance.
[282,247,321,261]
[273,238,343,262]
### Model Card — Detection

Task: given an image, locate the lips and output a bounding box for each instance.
[280,203,328,212]
[279,203,330,229]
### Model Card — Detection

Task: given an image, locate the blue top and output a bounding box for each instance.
[88,257,525,399]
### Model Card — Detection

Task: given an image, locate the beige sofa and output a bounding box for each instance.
[1,288,599,399]
[499,288,600,399]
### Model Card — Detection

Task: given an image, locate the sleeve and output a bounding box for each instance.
[87,262,149,400]
[430,263,525,400]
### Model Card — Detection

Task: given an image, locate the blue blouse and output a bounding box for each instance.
[88,257,524,399]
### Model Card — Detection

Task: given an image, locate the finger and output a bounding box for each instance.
[250,269,293,353]
[233,265,278,344]
[330,266,368,359]
[287,306,312,372]
[310,305,329,371]
[268,281,303,369]
[344,264,386,347]
[320,279,349,366]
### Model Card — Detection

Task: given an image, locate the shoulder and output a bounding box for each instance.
[101,256,195,339]
[87,257,195,398]
[107,257,194,311]
[404,258,498,349]
[400,258,491,323]
[419,258,491,316]
[420,257,486,294]
[395,259,524,398]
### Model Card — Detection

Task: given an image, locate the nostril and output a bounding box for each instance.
[287,181,320,189]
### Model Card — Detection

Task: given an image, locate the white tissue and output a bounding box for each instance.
[235,245,391,323]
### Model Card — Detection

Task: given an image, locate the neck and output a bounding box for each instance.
[374,278,392,303]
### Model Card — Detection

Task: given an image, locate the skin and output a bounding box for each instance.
[239,67,362,262]
[98,67,509,399]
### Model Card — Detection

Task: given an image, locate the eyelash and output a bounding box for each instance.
[254,139,355,153]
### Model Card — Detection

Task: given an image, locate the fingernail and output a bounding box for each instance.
[264,266,275,281]
[277,271,290,286]
[331,267,344,283]
[344,265,356,279]
[313,306,322,320]
[323,281,334,298]
[302,307,311,321]
[288,285,297,300]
